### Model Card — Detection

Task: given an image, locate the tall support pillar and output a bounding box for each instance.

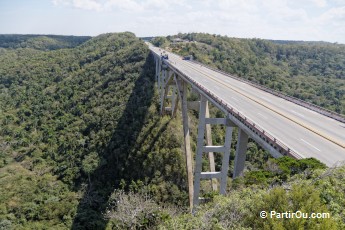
[233,129,248,178]
[220,122,233,194]
[170,86,177,116]
[193,96,207,209]
[159,68,167,112]
[175,76,194,212]
[160,71,173,115]
[155,57,159,82]
[205,101,217,191]
[172,86,179,117]
[193,96,234,210]
[157,61,162,90]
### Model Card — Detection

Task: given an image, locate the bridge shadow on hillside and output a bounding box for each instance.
[71,53,156,229]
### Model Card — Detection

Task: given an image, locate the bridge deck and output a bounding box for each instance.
[150,45,345,167]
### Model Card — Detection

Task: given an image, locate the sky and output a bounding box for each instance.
[0,0,345,43]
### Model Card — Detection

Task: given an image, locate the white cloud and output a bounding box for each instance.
[52,0,103,11]
[306,0,328,8]
[74,0,103,11]
[217,0,259,12]
[320,6,345,21]
[52,0,188,12]
[52,0,71,6]
[316,5,345,40]
[104,0,144,12]
[49,0,345,43]
[330,0,345,5]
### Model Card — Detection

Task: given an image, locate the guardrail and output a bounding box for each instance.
[190,77,302,159]
[151,51,302,159]
[190,60,345,124]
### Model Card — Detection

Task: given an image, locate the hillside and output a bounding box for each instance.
[0,34,91,50]
[153,33,345,114]
[0,33,188,229]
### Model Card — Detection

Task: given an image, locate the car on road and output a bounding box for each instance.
[183,55,193,60]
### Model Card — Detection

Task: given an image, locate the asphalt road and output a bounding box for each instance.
[149,45,345,167]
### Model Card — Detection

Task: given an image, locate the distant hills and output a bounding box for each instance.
[0,34,91,50]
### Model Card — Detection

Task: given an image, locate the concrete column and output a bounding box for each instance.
[155,57,159,82]
[175,76,194,212]
[193,95,207,208]
[171,86,177,116]
[160,70,167,112]
[205,101,217,191]
[220,125,233,194]
[172,89,179,117]
[157,61,161,90]
[160,72,175,115]
[233,129,248,178]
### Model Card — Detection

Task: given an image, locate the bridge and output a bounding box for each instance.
[148,43,345,211]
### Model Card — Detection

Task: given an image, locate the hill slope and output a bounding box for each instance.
[0,33,188,229]
[0,34,91,50]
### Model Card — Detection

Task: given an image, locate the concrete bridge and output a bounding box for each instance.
[148,43,345,211]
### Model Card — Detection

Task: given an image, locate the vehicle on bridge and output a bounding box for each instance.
[183,55,193,60]
[161,54,169,60]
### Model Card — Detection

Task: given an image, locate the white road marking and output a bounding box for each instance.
[231,96,239,102]
[291,110,306,118]
[260,96,272,102]
[257,112,268,119]
[300,138,321,152]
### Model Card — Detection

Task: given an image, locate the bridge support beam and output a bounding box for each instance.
[167,85,178,117]
[205,101,217,191]
[193,96,233,210]
[172,86,179,117]
[220,119,233,194]
[157,59,162,91]
[160,71,174,115]
[233,129,248,178]
[175,76,194,212]
[155,57,159,83]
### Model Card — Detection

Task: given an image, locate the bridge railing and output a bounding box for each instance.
[196,81,302,159]
[190,60,345,124]
[154,53,302,159]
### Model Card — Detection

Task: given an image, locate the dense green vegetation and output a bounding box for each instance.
[0,32,190,229]
[0,34,91,50]
[153,33,345,114]
[160,164,345,229]
[1,32,344,229]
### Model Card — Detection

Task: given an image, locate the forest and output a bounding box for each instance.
[0,35,91,50]
[0,32,344,229]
